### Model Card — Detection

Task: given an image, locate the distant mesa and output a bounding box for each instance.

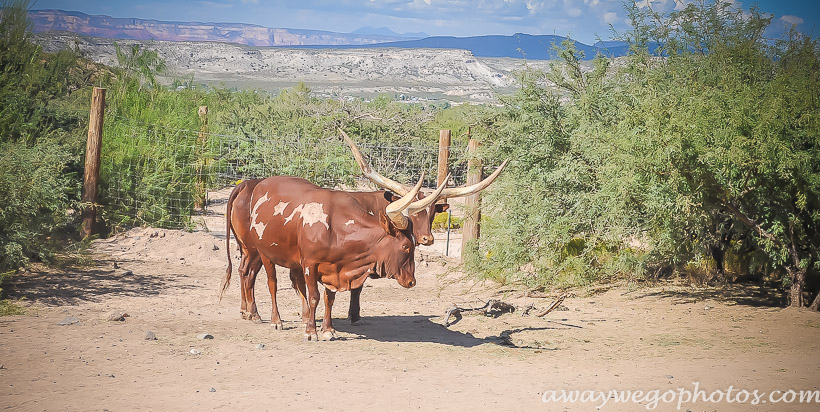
[350,26,428,39]
[28,9,412,47]
[29,9,631,60]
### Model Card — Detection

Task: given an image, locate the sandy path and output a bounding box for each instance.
[2,199,820,410]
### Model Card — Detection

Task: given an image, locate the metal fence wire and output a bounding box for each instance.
[100,116,474,229]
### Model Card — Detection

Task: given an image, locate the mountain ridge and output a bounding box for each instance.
[29,9,630,60]
[28,9,411,46]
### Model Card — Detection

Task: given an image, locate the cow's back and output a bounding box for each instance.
[249,176,376,269]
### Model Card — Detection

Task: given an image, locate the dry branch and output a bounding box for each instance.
[443,299,516,326]
[536,294,567,317]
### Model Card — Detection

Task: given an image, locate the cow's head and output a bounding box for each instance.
[373,172,450,288]
[383,191,449,246]
[341,128,508,246]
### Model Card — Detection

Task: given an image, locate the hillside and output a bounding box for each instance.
[28,9,412,47]
[29,9,628,60]
[35,33,560,103]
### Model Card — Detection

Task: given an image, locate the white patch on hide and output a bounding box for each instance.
[283,202,329,229]
[250,192,270,240]
[345,219,355,226]
[367,211,375,216]
[270,242,278,246]
[272,201,289,216]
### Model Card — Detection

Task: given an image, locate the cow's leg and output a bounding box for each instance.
[289,268,310,326]
[243,254,263,323]
[261,255,284,330]
[302,264,321,342]
[238,252,250,319]
[348,285,363,324]
[322,288,337,340]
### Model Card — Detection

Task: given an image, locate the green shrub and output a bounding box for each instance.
[0,140,77,271]
[0,0,86,273]
[431,212,462,230]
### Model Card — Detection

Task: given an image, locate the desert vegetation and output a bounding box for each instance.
[470,1,820,309]
[1,0,818,310]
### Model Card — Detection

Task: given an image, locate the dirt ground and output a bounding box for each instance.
[2,192,820,411]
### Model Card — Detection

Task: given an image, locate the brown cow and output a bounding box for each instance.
[224,130,507,325]
[223,173,448,340]
[223,182,447,325]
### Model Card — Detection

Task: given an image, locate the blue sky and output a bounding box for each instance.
[29,0,819,44]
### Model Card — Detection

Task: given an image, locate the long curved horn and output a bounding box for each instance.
[385,172,425,230]
[339,128,411,195]
[440,159,509,198]
[406,173,451,216]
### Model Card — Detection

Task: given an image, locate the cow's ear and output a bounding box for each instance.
[378,212,398,237]
[383,191,401,202]
[434,203,450,214]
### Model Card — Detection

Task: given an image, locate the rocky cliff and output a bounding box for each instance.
[29,9,410,47]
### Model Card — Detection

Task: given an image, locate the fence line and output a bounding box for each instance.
[99,114,481,230]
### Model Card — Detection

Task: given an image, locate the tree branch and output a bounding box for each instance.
[721,201,782,248]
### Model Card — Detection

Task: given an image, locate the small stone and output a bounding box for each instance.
[704,305,712,310]
[197,333,214,340]
[113,262,120,269]
[213,244,220,251]
[122,270,134,276]
[57,316,81,326]
[190,348,201,355]
[150,231,159,238]
[664,375,674,379]
[107,312,129,322]
[209,387,216,392]
[144,331,157,340]
[255,343,265,350]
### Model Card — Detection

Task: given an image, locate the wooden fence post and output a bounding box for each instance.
[437,130,452,255]
[81,87,106,238]
[194,106,208,210]
[461,132,482,261]
[437,130,451,191]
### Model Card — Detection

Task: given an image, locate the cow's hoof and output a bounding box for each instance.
[250,314,263,324]
[271,321,284,331]
[303,332,319,341]
[240,311,251,320]
[322,330,337,341]
[350,318,366,326]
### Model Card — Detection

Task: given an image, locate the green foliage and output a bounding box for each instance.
[0,0,87,273]
[0,140,77,269]
[431,212,462,230]
[469,0,820,298]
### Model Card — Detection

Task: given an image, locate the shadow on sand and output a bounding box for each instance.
[632,283,786,308]
[333,315,576,349]
[5,260,195,306]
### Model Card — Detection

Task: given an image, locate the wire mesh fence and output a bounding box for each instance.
[99,115,473,230]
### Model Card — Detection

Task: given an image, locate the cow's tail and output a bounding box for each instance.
[220,181,246,302]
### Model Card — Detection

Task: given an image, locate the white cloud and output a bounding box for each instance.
[527,0,546,14]
[780,15,804,26]
[603,11,617,23]
[634,0,678,12]
[563,0,582,17]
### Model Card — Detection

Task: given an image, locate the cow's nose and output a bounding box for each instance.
[408,280,416,287]
[419,236,433,245]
